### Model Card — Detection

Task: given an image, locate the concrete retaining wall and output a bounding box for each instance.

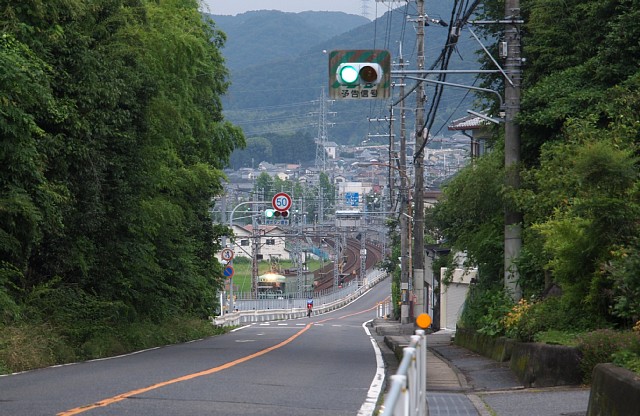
[509,342,583,387]
[587,363,640,416]
[454,328,513,362]
[454,328,582,387]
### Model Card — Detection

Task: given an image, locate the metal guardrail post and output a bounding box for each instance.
[380,330,428,416]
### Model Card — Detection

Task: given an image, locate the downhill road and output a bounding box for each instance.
[0,278,391,416]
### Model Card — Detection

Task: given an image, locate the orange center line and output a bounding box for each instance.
[314,304,379,324]
[57,323,313,416]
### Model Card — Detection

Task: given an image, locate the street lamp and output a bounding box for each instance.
[353,161,413,324]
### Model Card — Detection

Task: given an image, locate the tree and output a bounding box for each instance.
[0,0,244,332]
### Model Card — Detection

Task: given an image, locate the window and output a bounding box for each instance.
[240,239,249,246]
[266,238,276,245]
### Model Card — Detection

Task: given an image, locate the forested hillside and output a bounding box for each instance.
[0,0,243,371]
[430,0,640,339]
[211,2,481,146]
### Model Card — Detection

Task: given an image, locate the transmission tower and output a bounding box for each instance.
[361,0,370,18]
[314,88,334,171]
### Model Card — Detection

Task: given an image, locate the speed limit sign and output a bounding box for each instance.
[272,192,292,212]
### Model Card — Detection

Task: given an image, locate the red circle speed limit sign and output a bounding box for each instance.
[272,192,292,212]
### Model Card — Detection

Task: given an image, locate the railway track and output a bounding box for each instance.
[313,237,384,293]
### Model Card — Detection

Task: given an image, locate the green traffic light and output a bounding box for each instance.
[265,209,275,218]
[339,65,359,84]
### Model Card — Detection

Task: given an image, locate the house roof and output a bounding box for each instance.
[448,114,488,131]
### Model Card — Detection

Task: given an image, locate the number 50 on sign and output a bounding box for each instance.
[272,192,292,212]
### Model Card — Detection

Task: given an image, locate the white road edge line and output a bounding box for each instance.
[358,318,385,416]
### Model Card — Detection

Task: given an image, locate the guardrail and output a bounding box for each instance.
[381,330,427,416]
[212,269,387,327]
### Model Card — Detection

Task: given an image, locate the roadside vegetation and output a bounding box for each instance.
[426,0,640,381]
[0,0,244,374]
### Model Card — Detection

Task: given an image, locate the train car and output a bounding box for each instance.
[257,273,286,298]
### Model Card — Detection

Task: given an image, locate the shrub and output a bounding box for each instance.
[577,329,640,383]
[504,295,606,342]
[612,350,640,374]
[459,285,513,336]
[503,298,534,341]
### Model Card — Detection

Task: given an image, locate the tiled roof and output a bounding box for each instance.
[448,115,488,131]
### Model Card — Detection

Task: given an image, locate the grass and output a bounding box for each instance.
[533,330,582,347]
[0,318,229,374]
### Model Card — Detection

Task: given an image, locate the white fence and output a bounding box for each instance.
[381,330,428,416]
[212,270,387,326]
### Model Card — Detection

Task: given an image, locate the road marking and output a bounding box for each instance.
[57,323,313,416]
[358,319,385,416]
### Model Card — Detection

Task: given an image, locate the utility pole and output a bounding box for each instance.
[410,0,426,323]
[504,0,522,300]
[398,46,411,324]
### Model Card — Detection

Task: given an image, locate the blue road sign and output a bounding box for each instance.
[223,265,235,278]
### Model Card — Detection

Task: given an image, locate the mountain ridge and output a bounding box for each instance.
[209,3,485,145]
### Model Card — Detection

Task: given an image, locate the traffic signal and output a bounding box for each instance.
[265,209,275,218]
[329,49,391,100]
[336,63,383,85]
[274,210,289,218]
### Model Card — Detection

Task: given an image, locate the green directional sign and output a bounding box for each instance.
[329,49,391,100]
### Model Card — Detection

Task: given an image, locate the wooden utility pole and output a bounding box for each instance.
[504,0,523,300]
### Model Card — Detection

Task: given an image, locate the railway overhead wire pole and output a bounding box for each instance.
[354,161,412,323]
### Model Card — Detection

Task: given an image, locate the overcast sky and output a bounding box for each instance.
[200,0,370,17]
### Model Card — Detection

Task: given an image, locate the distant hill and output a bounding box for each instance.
[210,11,369,72]
[209,3,486,146]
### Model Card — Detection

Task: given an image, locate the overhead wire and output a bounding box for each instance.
[413,0,483,161]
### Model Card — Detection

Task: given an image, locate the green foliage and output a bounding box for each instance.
[612,350,640,375]
[430,150,505,281]
[577,329,640,383]
[505,296,605,342]
[533,330,581,347]
[607,239,640,323]
[458,285,514,336]
[0,0,244,359]
[0,323,76,374]
[526,127,639,319]
[0,318,227,374]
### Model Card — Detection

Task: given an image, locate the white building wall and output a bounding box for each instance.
[439,267,477,330]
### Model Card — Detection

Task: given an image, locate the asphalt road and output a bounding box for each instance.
[0,279,390,416]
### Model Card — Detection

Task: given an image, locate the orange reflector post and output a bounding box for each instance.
[416,313,432,329]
